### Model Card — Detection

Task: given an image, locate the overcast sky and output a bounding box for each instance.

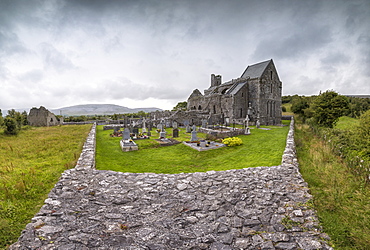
[1,0,369,111]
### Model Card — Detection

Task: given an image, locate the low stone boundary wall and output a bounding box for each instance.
[103,124,126,130]
[198,127,245,138]
[10,118,332,249]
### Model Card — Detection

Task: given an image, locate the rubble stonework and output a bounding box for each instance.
[10,119,333,249]
[28,106,62,127]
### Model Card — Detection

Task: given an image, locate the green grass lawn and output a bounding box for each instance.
[0,125,92,249]
[96,121,290,173]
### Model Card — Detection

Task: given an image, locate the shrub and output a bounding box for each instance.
[222,137,243,147]
[4,117,19,135]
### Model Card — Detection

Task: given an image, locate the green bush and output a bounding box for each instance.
[4,118,19,135]
[222,137,243,147]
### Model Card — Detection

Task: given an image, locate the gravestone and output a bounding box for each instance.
[166,120,171,128]
[186,124,191,133]
[123,128,131,140]
[159,120,166,138]
[191,125,198,142]
[201,119,207,128]
[245,115,251,135]
[172,128,179,138]
[142,118,147,133]
[147,121,152,136]
[173,121,178,129]
[133,127,139,135]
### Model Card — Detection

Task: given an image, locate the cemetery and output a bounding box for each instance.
[95,118,291,174]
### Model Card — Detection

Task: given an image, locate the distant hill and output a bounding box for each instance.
[50,104,162,116]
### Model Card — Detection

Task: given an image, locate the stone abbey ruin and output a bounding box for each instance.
[186,59,282,126]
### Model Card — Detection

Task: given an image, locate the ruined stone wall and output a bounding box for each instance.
[28,106,60,127]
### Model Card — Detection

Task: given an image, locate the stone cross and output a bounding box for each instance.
[245,115,251,135]
[161,119,165,132]
[142,118,147,133]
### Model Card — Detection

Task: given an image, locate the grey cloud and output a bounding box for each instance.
[40,43,76,73]
[253,24,332,60]
[17,70,44,83]
[321,52,350,65]
[0,30,29,56]
[82,77,188,102]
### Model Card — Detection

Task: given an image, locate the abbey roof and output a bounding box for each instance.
[241,59,272,79]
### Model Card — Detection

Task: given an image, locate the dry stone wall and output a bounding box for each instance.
[11,119,333,249]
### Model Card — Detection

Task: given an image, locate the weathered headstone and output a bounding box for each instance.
[123,128,131,140]
[191,125,197,142]
[173,121,178,129]
[133,127,139,135]
[172,128,179,138]
[142,118,147,133]
[160,119,165,132]
[201,119,207,128]
[245,115,251,135]
[186,124,191,133]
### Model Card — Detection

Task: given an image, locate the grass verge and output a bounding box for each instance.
[295,123,370,249]
[0,125,92,249]
[96,121,290,173]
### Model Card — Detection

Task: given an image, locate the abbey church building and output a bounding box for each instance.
[187,59,282,125]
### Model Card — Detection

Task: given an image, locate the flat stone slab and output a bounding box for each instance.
[183,141,226,151]
[154,138,181,146]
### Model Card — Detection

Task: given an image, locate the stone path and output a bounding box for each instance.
[11,121,333,249]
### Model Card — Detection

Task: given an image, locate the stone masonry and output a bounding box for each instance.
[11,120,332,249]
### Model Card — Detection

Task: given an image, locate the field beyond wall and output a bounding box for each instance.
[0,125,92,249]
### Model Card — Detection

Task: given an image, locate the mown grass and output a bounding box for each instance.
[0,125,92,249]
[295,123,370,249]
[96,121,290,173]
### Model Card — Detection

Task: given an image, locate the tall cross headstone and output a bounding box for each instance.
[159,119,166,138]
[142,118,147,133]
[245,115,251,135]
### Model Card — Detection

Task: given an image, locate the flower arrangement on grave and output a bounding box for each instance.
[222,137,243,147]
